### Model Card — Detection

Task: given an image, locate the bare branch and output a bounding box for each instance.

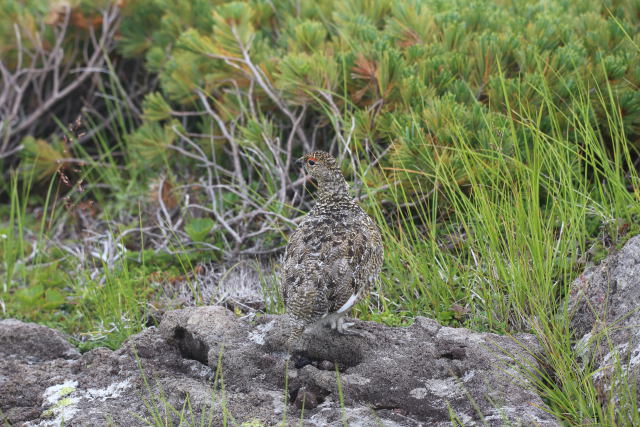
[0,6,122,160]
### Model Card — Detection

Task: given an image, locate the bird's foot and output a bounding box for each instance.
[334,317,365,337]
[336,320,354,334]
[318,314,365,337]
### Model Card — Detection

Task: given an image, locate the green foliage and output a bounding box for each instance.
[19,135,73,181]
[13,264,68,314]
[0,0,115,68]
[142,92,173,122]
[125,121,177,168]
[115,0,640,205]
[185,217,215,242]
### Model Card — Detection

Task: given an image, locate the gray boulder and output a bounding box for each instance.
[568,234,640,413]
[160,307,557,426]
[0,318,79,362]
[0,308,558,426]
[0,320,215,426]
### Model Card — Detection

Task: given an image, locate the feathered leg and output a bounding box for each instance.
[286,315,306,352]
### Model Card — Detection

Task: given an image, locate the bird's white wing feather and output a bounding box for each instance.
[337,293,358,313]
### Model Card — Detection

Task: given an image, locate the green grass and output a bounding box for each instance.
[0,178,148,350]
[350,70,639,424]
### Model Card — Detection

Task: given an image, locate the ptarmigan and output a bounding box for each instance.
[282,151,383,349]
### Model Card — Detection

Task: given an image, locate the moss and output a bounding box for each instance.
[58,386,75,398]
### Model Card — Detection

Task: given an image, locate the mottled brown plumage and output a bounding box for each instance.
[282,151,383,348]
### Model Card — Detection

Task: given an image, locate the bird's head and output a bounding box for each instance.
[298,151,343,184]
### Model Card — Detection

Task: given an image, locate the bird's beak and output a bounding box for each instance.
[296,157,305,166]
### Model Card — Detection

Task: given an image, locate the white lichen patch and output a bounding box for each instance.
[425,377,463,398]
[462,370,476,382]
[86,379,131,401]
[343,373,371,386]
[42,380,77,405]
[409,387,427,399]
[248,320,274,345]
[27,380,80,427]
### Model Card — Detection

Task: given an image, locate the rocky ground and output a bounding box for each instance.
[1,235,638,426]
[568,235,640,412]
[1,310,555,426]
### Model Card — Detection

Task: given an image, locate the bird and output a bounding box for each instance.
[282,151,383,349]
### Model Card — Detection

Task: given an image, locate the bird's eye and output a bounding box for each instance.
[307,159,316,166]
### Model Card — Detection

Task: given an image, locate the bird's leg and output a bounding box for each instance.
[286,316,306,353]
[321,312,342,331]
[325,313,364,337]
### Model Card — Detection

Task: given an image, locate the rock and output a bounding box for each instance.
[294,386,320,409]
[0,307,558,426]
[0,321,217,426]
[318,360,334,371]
[160,306,557,425]
[0,318,79,361]
[568,234,640,411]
